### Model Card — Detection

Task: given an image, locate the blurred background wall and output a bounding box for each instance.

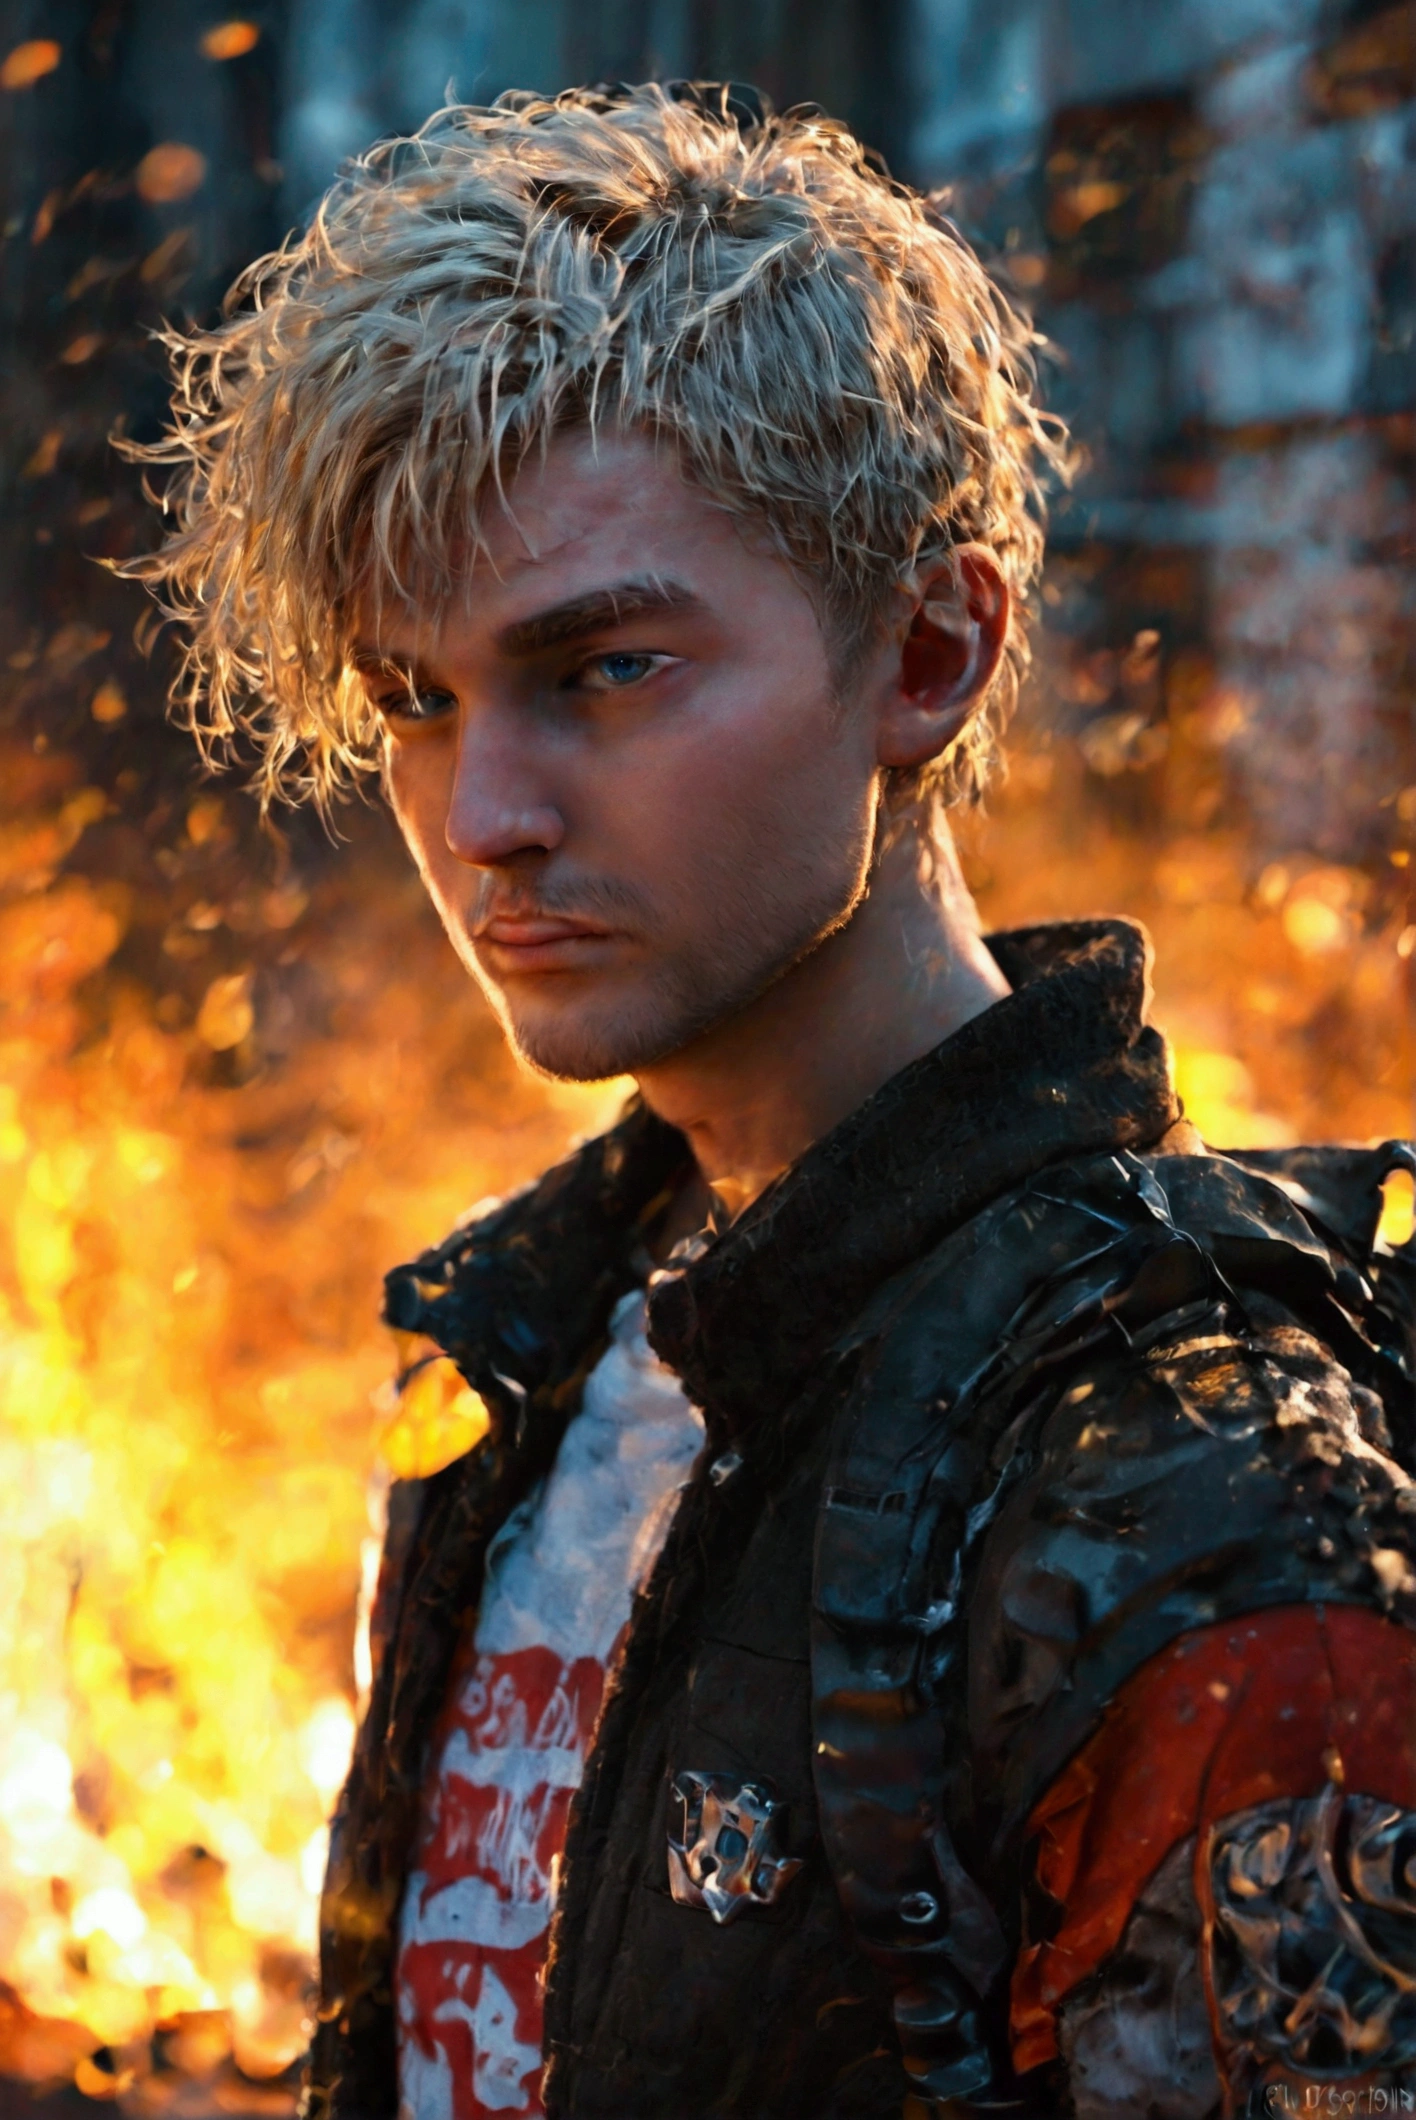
[0,3,1411,2113]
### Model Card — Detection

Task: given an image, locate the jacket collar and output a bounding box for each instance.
[645,918,1178,1436]
[392,918,1177,1445]
[384,1090,691,1458]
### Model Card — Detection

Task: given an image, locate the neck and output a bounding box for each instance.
[634,809,1011,1219]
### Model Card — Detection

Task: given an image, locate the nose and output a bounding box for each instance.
[444,714,565,868]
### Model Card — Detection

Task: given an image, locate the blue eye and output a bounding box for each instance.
[579,652,662,692]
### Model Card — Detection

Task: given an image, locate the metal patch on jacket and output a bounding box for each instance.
[1208,1787,1416,2079]
[667,1770,803,1925]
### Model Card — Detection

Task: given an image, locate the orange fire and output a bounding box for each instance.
[0,643,1408,2104]
[0,745,620,2101]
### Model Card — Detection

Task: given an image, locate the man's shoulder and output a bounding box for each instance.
[866,1131,1413,1413]
[822,1132,1416,1831]
[965,1140,1414,1827]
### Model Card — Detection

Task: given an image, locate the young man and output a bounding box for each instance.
[131,82,1416,2120]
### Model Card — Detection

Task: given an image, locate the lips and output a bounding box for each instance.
[481,914,606,947]
[474,910,615,973]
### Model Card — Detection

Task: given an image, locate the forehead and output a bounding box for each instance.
[354,426,822,665]
[477,426,753,596]
[358,425,794,654]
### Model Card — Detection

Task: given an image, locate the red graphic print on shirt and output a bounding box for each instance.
[394,1290,703,2120]
[397,1632,605,2118]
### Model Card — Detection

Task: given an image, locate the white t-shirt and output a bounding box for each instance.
[396,1289,703,2120]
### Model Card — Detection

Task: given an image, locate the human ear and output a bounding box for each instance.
[874,545,1010,772]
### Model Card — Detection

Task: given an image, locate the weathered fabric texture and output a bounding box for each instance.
[1056,1834,1219,2120]
[798,1143,1416,2107]
[304,920,1415,2120]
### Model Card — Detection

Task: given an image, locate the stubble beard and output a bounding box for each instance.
[483,846,873,1084]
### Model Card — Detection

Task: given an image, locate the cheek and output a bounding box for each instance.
[386,742,452,869]
[643,682,875,877]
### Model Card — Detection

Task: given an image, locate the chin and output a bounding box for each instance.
[501,1006,682,1084]
[496,971,738,1084]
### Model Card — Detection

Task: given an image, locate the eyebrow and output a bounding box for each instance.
[349,577,705,680]
[494,577,704,657]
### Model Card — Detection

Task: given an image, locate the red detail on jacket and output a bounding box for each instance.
[1010,1603,1416,2073]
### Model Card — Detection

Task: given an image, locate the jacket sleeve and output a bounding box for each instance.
[966,1312,1416,2113]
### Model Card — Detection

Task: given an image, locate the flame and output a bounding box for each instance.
[0,743,621,2095]
[956,728,1410,1157]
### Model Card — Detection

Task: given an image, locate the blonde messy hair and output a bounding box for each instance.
[123,81,1067,811]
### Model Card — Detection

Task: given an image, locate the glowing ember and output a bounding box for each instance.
[1,40,62,92]
[200,23,261,63]
[134,145,208,206]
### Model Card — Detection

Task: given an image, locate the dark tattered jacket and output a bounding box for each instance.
[305,921,1416,2118]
